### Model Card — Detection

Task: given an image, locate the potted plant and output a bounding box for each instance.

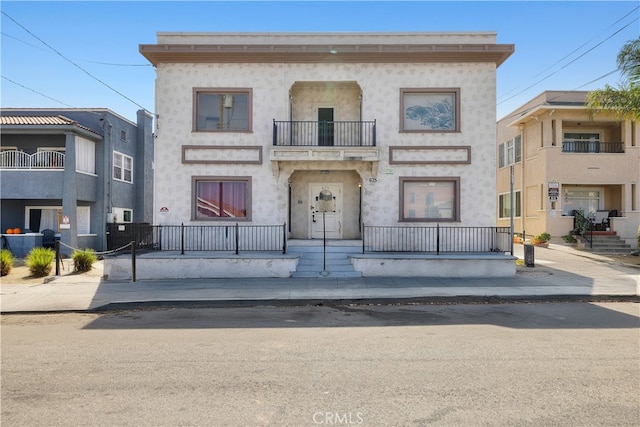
[532,232,551,247]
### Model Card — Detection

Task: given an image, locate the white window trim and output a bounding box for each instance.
[113,151,134,184]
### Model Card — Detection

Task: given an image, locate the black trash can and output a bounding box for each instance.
[524,243,535,267]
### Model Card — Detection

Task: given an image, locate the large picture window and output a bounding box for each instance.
[194,88,252,132]
[192,177,251,220]
[399,177,460,222]
[400,88,460,132]
[113,151,133,183]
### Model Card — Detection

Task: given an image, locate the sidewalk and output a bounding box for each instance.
[1,244,638,313]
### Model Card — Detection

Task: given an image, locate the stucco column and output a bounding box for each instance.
[61,132,78,255]
[542,117,553,148]
[554,119,563,149]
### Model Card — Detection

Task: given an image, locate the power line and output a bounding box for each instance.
[499,69,621,123]
[2,31,152,67]
[1,11,151,112]
[498,6,639,105]
[2,76,75,107]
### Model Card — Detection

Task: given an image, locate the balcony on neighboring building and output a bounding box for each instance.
[273,120,376,147]
[562,139,625,154]
[0,150,65,169]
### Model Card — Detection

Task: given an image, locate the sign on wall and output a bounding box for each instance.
[548,182,559,201]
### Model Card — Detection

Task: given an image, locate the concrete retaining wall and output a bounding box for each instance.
[351,254,516,277]
[104,256,298,281]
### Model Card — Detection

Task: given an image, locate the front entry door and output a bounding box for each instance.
[318,108,334,146]
[309,183,342,239]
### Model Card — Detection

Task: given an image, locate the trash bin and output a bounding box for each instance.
[524,243,535,267]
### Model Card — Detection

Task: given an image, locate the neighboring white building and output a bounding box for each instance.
[140,32,514,245]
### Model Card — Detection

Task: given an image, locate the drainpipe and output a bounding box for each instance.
[518,123,526,240]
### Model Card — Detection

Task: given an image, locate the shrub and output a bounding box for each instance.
[561,234,577,244]
[1,249,15,276]
[532,232,551,245]
[26,247,55,277]
[72,249,97,273]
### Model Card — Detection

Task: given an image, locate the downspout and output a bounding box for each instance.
[518,122,526,239]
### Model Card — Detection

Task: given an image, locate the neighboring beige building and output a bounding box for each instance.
[496,91,639,247]
[141,32,513,239]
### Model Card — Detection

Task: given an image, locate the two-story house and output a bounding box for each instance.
[496,91,639,249]
[0,108,154,256]
[134,32,515,278]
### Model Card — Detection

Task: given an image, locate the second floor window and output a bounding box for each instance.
[113,151,133,183]
[499,135,521,168]
[194,89,251,132]
[400,88,460,132]
[76,137,95,174]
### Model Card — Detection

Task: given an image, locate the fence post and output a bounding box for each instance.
[282,222,287,254]
[235,223,239,255]
[131,241,136,282]
[181,223,185,255]
[436,223,440,255]
[55,240,61,275]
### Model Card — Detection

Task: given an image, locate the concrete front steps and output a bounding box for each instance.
[576,232,633,254]
[288,240,362,278]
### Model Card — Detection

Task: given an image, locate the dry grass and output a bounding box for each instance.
[1,258,103,286]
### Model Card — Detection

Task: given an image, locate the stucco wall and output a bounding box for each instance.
[153,60,498,229]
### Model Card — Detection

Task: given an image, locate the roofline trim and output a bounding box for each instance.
[139,43,515,67]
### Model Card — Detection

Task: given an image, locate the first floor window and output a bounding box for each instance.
[193,177,251,220]
[563,188,602,216]
[499,191,521,218]
[113,151,133,183]
[77,206,90,234]
[400,177,459,222]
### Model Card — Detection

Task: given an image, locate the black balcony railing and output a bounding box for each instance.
[273,120,376,147]
[562,140,624,153]
[362,224,511,254]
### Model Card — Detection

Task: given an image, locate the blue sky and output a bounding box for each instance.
[1,1,638,122]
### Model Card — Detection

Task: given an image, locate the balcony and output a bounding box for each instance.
[270,120,380,174]
[0,150,65,169]
[273,120,376,147]
[562,140,624,154]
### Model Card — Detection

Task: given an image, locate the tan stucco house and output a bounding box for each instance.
[496,91,639,249]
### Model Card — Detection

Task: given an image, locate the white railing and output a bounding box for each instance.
[0,150,65,169]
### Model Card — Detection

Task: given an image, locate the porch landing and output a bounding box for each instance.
[103,239,516,281]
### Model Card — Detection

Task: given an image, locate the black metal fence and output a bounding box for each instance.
[273,120,376,146]
[106,223,287,254]
[108,223,510,255]
[362,225,511,254]
[562,140,624,153]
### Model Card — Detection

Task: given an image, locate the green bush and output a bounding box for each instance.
[72,249,97,273]
[26,247,55,277]
[532,232,551,244]
[1,249,15,276]
[561,234,577,244]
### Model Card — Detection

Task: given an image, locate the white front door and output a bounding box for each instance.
[309,183,342,239]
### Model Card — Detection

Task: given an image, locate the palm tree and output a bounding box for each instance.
[587,36,640,121]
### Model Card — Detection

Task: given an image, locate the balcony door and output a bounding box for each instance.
[318,108,334,146]
[309,183,342,239]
